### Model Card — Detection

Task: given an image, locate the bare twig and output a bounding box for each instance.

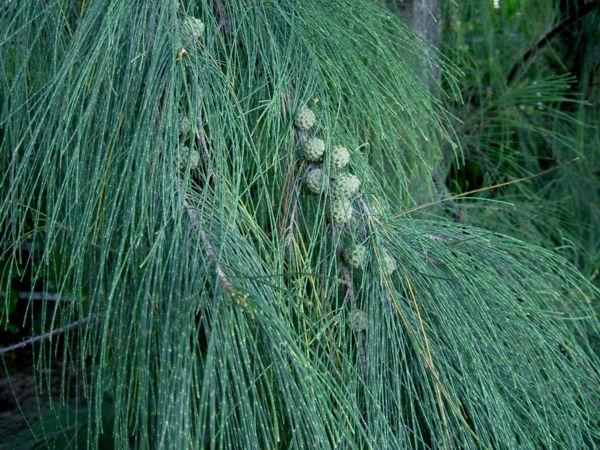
[0,291,76,302]
[401,158,580,217]
[285,200,298,246]
[507,0,600,85]
[0,316,95,355]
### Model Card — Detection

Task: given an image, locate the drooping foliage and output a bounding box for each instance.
[0,1,598,449]
[426,0,600,283]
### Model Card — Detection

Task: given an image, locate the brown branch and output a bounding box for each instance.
[334,228,368,382]
[174,177,244,304]
[508,0,600,85]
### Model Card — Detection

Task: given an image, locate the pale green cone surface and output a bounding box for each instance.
[302,137,325,161]
[328,197,353,224]
[332,172,360,198]
[343,244,367,269]
[295,105,316,131]
[305,168,327,194]
[331,146,350,169]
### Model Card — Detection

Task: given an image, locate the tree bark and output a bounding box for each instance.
[412,0,442,93]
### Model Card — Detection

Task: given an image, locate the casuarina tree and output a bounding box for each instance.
[1,1,598,448]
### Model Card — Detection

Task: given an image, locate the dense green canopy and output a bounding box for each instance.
[1,1,598,448]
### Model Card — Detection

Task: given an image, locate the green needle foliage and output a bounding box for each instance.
[431,0,600,285]
[1,1,599,449]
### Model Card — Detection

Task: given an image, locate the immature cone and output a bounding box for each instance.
[349,310,368,332]
[177,147,200,170]
[188,150,200,169]
[305,168,326,194]
[343,244,367,269]
[294,106,316,131]
[332,172,360,198]
[180,117,192,135]
[302,137,325,162]
[328,197,353,224]
[380,248,397,275]
[331,146,350,169]
[181,16,205,42]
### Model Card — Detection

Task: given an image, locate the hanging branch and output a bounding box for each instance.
[173,176,246,306]
[342,262,368,382]
[285,200,298,246]
[157,94,243,305]
[507,0,600,85]
[333,227,368,383]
